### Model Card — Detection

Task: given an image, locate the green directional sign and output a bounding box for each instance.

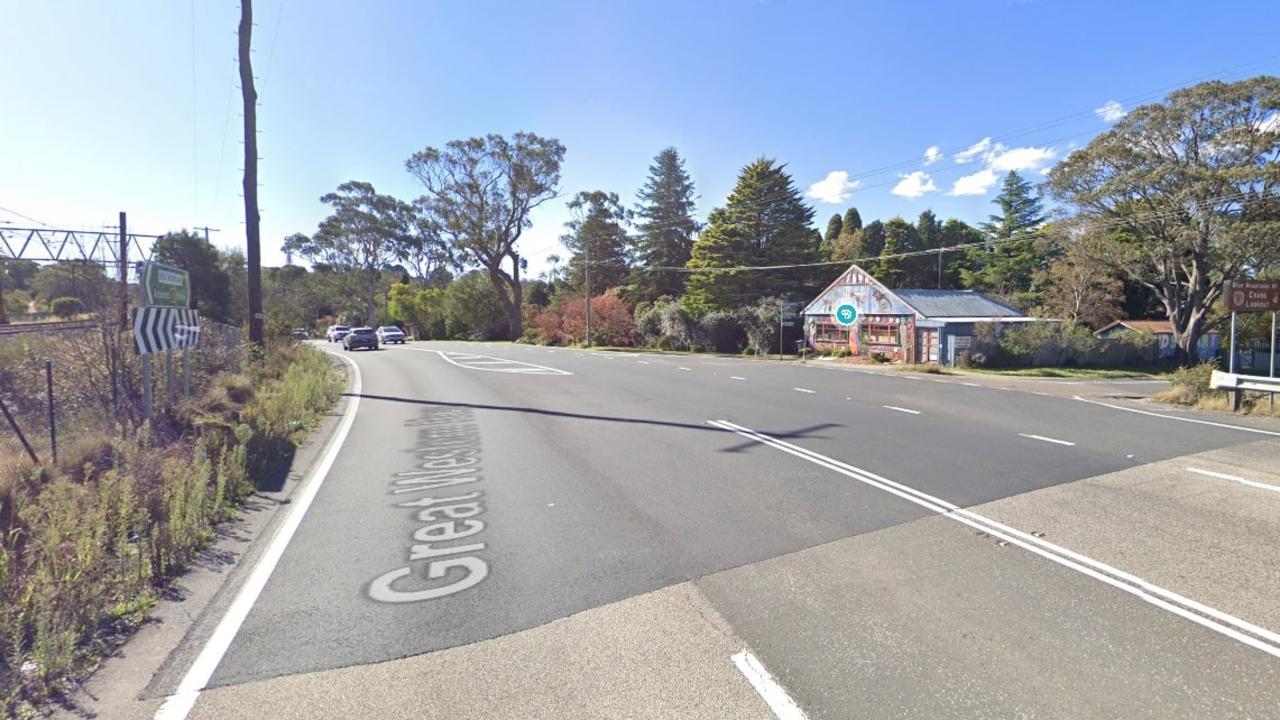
[141,262,191,308]
[835,303,858,326]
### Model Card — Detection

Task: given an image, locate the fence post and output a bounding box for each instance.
[165,349,176,407]
[141,354,152,423]
[45,360,56,464]
[182,348,191,398]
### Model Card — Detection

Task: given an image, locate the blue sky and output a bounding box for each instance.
[3,1,1279,277]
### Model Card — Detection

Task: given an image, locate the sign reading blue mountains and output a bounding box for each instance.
[133,307,201,355]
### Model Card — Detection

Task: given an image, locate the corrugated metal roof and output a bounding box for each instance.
[893,289,1025,318]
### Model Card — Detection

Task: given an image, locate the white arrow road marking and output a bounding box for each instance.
[154,353,363,720]
[707,419,1280,661]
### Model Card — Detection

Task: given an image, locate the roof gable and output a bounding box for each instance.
[803,264,915,317]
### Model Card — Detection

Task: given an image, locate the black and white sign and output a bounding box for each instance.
[133,307,201,355]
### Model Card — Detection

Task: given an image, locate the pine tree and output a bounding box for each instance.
[682,157,816,315]
[824,214,843,243]
[843,207,863,233]
[562,191,632,294]
[962,170,1049,303]
[874,218,921,287]
[629,148,700,303]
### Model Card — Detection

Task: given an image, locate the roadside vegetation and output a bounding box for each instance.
[1153,362,1280,417]
[0,339,342,717]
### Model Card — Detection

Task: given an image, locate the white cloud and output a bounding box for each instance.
[923,146,942,165]
[891,171,938,199]
[806,170,862,204]
[949,168,998,196]
[987,145,1056,172]
[953,137,992,164]
[1095,100,1126,123]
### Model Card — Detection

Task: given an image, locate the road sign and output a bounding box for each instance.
[133,307,200,355]
[1224,278,1280,312]
[141,261,192,308]
[781,312,798,320]
[834,303,858,326]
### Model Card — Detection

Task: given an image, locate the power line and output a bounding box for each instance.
[0,205,49,227]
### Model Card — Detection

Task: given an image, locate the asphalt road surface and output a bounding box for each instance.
[151,341,1280,719]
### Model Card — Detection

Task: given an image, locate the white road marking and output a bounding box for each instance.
[1186,467,1280,495]
[793,387,816,394]
[902,375,922,380]
[154,353,363,720]
[883,405,921,415]
[1072,396,1280,437]
[708,419,1280,661]
[730,376,747,381]
[428,349,573,375]
[1033,391,1051,397]
[961,381,981,387]
[1018,433,1076,446]
[678,367,692,371]
[731,650,808,720]
[638,360,650,365]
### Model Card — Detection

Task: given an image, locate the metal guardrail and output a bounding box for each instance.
[0,319,99,335]
[1210,370,1280,394]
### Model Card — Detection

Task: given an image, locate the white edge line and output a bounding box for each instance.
[793,387,816,394]
[1017,433,1076,446]
[1072,395,1280,437]
[731,650,808,720]
[883,405,922,415]
[730,376,746,381]
[1186,466,1280,494]
[707,419,1280,658]
[155,352,363,720]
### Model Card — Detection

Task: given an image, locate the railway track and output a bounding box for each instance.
[0,319,100,335]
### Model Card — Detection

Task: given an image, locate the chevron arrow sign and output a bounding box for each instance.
[133,307,201,355]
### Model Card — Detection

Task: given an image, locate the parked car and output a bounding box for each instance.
[376,325,406,344]
[326,324,351,342]
[291,327,310,339]
[343,326,379,351]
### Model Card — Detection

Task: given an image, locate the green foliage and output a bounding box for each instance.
[1155,362,1220,406]
[634,296,695,350]
[562,191,632,293]
[682,158,817,315]
[443,271,508,339]
[962,171,1050,305]
[4,289,31,318]
[1046,76,1280,364]
[873,218,920,287]
[629,148,700,303]
[48,296,83,319]
[962,321,1158,368]
[824,213,843,243]
[842,207,863,234]
[30,262,110,311]
[735,296,784,356]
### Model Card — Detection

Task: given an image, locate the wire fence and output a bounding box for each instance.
[0,317,245,481]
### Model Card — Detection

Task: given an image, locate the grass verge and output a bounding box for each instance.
[0,342,343,717]
[960,366,1168,379]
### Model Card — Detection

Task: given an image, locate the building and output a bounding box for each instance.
[803,264,1040,364]
[1094,319,1219,362]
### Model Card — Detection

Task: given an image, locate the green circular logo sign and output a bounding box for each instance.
[835,303,858,326]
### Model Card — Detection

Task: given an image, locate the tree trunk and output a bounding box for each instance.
[239,0,264,344]
[487,263,523,340]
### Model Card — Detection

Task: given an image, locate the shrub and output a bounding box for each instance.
[1154,361,1218,406]
[635,297,694,349]
[696,311,746,353]
[49,296,84,319]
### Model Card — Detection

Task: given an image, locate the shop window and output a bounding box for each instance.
[863,322,900,345]
[814,322,850,342]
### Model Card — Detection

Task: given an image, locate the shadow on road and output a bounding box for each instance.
[346,392,841,452]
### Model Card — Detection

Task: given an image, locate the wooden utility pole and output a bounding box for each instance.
[239,0,264,344]
[119,211,129,328]
[584,237,591,347]
[0,258,8,325]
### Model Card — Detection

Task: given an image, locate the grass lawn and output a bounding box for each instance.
[960,366,1171,379]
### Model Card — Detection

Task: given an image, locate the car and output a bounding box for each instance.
[326,324,351,342]
[343,326,379,351]
[376,325,406,344]
[291,327,310,339]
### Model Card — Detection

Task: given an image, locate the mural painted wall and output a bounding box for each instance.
[804,265,916,359]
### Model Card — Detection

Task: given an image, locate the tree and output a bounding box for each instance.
[874,218,921,287]
[962,170,1050,303]
[407,133,565,339]
[682,158,817,314]
[630,148,700,303]
[397,199,455,286]
[289,181,408,326]
[443,270,508,339]
[153,230,233,322]
[50,296,84,319]
[822,207,864,261]
[843,208,863,234]
[31,262,109,311]
[562,191,632,293]
[939,218,983,290]
[1046,76,1280,363]
[1036,220,1124,329]
[824,214,843,244]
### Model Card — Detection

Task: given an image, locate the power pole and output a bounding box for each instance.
[239,0,264,344]
[0,258,8,325]
[119,211,129,328]
[936,247,943,289]
[584,237,592,347]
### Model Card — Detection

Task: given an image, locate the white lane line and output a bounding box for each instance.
[1186,467,1280,495]
[678,367,692,371]
[154,353,363,720]
[730,376,747,381]
[1018,433,1076,446]
[793,387,816,394]
[638,360,650,365]
[960,381,981,387]
[1072,395,1280,437]
[707,419,1280,661]
[902,375,922,380]
[883,405,922,415]
[731,650,808,720]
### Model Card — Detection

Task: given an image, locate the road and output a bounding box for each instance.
[148,342,1280,719]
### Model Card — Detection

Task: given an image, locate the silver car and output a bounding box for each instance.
[376,325,406,344]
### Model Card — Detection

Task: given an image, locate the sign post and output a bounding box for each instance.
[1222,278,1280,411]
[133,262,196,423]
